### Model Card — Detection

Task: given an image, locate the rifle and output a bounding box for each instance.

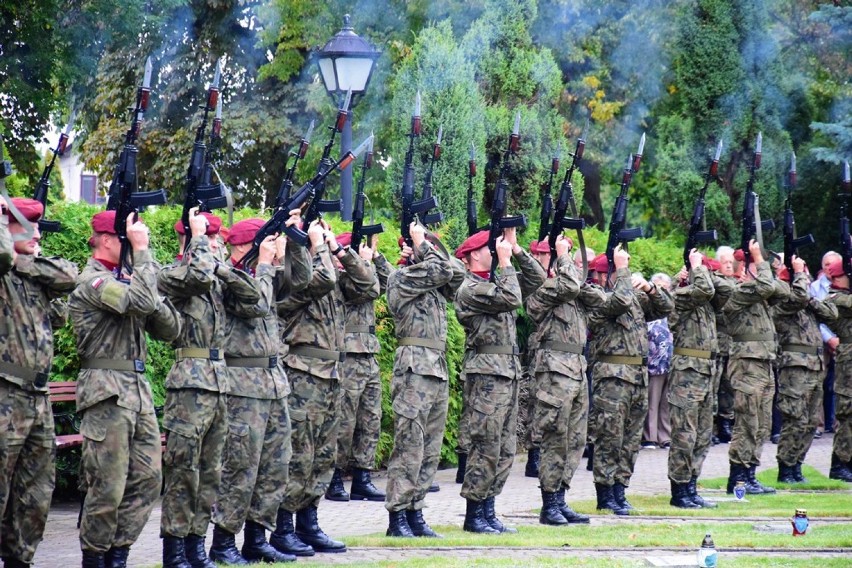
[548,127,588,274]
[180,61,224,252]
[537,143,559,242]
[400,92,439,248]
[195,91,231,215]
[739,132,775,272]
[240,133,373,269]
[605,133,646,278]
[0,135,34,243]
[105,57,167,277]
[275,120,315,209]
[841,161,852,278]
[782,152,814,281]
[467,143,480,236]
[419,125,444,227]
[684,140,722,270]
[487,112,527,282]
[300,90,350,231]
[33,111,75,233]
[350,135,383,250]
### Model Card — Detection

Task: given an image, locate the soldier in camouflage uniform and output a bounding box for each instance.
[821,259,852,482]
[723,240,788,495]
[712,246,736,444]
[69,210,181,568]
[667,250,732,509]
[383,224,464,537]
[271,221,377,555]
[157,211,266,567]
[771,257,837,484]
[454,228,545,534]
[0,198,77,568]
[325,232,392,503]
[586,247,674,515]
[208,214,310,566]
[526,237,602,525]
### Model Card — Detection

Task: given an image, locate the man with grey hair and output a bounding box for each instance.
[713,246,736,444]
[813,251,842,440]
[574,247,595,273]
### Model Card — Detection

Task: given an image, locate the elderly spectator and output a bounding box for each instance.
[644,273,674,449]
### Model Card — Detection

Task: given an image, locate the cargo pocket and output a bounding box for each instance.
[222,421,250,473]
[392,391,419,421]
[776,393,805,420]
[80,413,108,443]
[666,385,692,410]
[162,416,200,471]
[534,388,564,435]
[590,396,621,435]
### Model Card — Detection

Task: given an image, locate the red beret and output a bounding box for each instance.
[219,226,229,242]
[8,198,43,223]
[336,232,352,248]
[733,249,745,262]
[776,266,790,281]
[702,256,721,271]
[529,240,549,254]
[226,218,265,246]
[454,230,489,259]
[92,211,118,234]
[173,212,223,236]
[589,253,610,273]
[398,236,405,249]
[827,259,845,279]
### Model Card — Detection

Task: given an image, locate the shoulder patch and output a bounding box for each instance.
[91,277,105,289]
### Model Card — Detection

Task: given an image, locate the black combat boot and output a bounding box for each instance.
[105,547,129,568]
[669,480,700,509]
[462,499,499,534]
[483,496,517,533]
[183,534,216,568]
[747,465,776,494]
[539,490,568,525]
[555,488,590,523]
[829,453,852,482]
[350,468,385,501]
[295,505,347,553]
[688,476,716,508]
[726,462,745,494]
[386,510,415,537]
[162,535,192,568]
[794,462,808,483]
[81,551,105,568]
[777,461,797,484]
[594,483,628,516]
[525,448,541,478]
[586,444,594,471]
[3,558,30,568]
[717,417,733,443]
[406,509,442,537]
[270,509,315,557]
[325,468,350,502]
[428,481,440,492]
[612,483,634,511]
[455,453,468,484]
[242,520,296,563]
[208,525,249,565]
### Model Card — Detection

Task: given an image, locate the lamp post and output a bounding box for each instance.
[316,14,380,221]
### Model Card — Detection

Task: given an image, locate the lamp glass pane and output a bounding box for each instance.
[335,57,374,92]
[318,58,337,92]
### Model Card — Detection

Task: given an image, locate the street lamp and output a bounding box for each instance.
[317,14,380,221]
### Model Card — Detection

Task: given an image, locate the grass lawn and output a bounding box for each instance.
[292,557,852,568]
[700,465,850,491]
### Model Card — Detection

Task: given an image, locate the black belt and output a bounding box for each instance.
[81,358,145,373]
[473,345,520,356]
[225,356,279,368]
[345,325,376,334]
[288,346,345,362]
[0,361,50,388]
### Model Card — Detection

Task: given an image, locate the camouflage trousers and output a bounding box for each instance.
[776,367,822,467]
[715,355,732,419]
[457,373,471,455]
[532,371,588,493]
[79,399,161,553]
[667,368,714,484]
[459,374,519,502]
[0,382,54,563]
[280,369,340,513]
[384,371,448,512]
[834,393,852,462]
[212,395,291,533]
[728,358,773,467]
[517,367,538,451]
[161,388,228,538]
[589,377,648,487]
[335,354,382,470]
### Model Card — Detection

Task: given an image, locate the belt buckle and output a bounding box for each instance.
[209,348,221,361]
[339,352,347,363]
[368,325,376,334]
[641,356,649,366]
[268,356,278,368]
[34,372,48,389]
[133,359,145,373]
[512,346,520,355]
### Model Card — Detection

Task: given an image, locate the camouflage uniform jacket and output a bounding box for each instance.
[158,235,268,392]
[712,274,737,357]
[278,245,376,379]
[826,289,852,397]
[69,251,181,413]
[343,252,391,355]
[525,255,605,379]
[723,261,787,361]
[669,265,733,376]
[587,267,675,386]
[456,250,545,379]
[387,242,465,381]
[771,271,837,372]
[0,216,78,392]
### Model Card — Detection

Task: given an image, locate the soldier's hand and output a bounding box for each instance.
[358,242,373,261]
[307,220,325,248]
[613,245,629,269]
[274,234,287,261]
[749,239,763,264]
[496,236,513,268]
[828,336,840,353]
[410,222,426,249]
[257,235,276,265]
[792,255,806,274]
[400,244,414,263]
[689,248,703,271]
[189,207,208,238]
[677,266,689,283]
[126,213,149,251]
[555,235,571,258]
[632,273,652,293]
[503,226,522,254]
[285,209,302,228]
[326,230,342,256]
